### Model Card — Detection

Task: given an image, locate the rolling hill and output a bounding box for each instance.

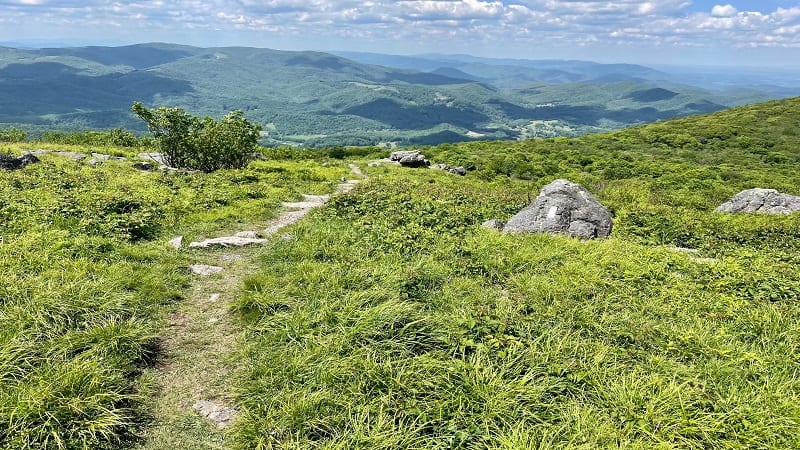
[0,43,794,146]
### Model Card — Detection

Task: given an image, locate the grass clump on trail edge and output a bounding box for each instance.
[233,99,800,449]
[0,144,348,449]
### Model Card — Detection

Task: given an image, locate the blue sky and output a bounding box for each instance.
[0,1,798,68]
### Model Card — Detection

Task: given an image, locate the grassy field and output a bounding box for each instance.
[1,97,800,448]
[232,99,800,448]
[0,144,348,449]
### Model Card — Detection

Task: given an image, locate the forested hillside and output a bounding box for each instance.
[1,43,787,147]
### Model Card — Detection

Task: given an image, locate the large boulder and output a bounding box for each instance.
[0,153,39,170]
[503,179,613,239]
[716,188,800,214]
[390,150,430,168]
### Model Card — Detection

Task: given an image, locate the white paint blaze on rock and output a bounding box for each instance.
[547,206,558,219]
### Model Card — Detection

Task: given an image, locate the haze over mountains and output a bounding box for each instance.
[1,43,797,147]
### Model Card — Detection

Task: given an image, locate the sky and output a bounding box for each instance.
[0,1,799,68]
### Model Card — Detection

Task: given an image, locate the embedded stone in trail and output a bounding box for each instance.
[190,264,224,276]
[0,153,39,170]
[234,230,262,239]
[168,236,183,249]
[281,194,330,209]
[716,188,800,214]
[503,179,613,239]
[188,236,269,248]
[192,400,237,429]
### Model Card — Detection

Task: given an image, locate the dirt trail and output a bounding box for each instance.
[136,165,364,449]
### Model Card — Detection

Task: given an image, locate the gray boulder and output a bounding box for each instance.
[390,150,430,168]
[132,162,155,171]
[716,188,800,214]
[0,153,39,170]
[433,163,467,176]
[503,179,613,239]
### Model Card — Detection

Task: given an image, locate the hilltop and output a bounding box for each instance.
[2,43,794,147]
[1,96,799,448]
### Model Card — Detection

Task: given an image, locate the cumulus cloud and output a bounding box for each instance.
[711,4,738,17]
[0,0,798,57]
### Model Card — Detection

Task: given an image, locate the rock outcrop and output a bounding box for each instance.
[716,188,800,214]
[390,150,430,168]
[0,153,39,170]
[503,179,613,239]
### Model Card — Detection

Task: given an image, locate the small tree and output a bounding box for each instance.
[132,102,261,172]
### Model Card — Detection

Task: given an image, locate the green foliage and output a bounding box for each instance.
[0,127,27,143]
[132,102,262,172]
[37,128,152,147]
[232,98,800,448]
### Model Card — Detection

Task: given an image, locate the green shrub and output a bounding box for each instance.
[132,102,261,172]
[0,128,27,143]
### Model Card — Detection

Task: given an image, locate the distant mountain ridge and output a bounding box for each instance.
[0,43,795,147]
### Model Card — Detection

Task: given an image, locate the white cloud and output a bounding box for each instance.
[711,4,738,18]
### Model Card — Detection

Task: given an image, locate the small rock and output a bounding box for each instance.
[189,236,269,248]
[503,179,613,239]
[207,317,219,324]
[234,230,262,239]
[54,151,87,161]
[219,254,243,262]
[0,153,39,170]
[87,158,101,167]
[481,219,506,230]
[368,161,381,167]
[716,188,800,214]
[168,236,183,249]
[132,162,154,171]
[433,163,467,176]
[190,264,224,276]
[207,293,222,303]
[192,400,237,429]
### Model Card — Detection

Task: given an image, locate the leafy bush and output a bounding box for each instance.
[132,102,262,172]
[0,128,27,143]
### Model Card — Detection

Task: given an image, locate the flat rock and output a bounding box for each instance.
[189,236,269,248]
[234,230,262,238]
[54,151,87,161]
[503,179,613,239]
[138,152,168,166]
[192,400,237,429]
[716,188,800,214]
[433,163,467,176]
[282,194,329,209]
[189,264,224,276]
[92,152,127,161]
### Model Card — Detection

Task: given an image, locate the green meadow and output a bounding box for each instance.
[2,97,800,448]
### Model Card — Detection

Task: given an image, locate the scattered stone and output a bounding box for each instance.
[138,152,167,165]
[368,161,382,167]
[190,264,224,276]
[27,149,48,156]
[280,233,293,240]
[189,236,269,248]
[207,317,219,324]
[433,163,467,176]
[481,219,506,230]
[219,254,243,262]
[87,158,102,167]
[54,151,87,161]
[716,188,800,214]
[671,247,699,254]
[234,230,262,239]
[503,179,613,239]
[192,400,237,429]
[132,161,154,171]
[168,236,183,249]
[207,293,222,303]
[0,153,39,170]
[92,152,127,161]
[390,150,430,168]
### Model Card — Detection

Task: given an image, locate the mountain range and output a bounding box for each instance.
[0,43,797,147]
